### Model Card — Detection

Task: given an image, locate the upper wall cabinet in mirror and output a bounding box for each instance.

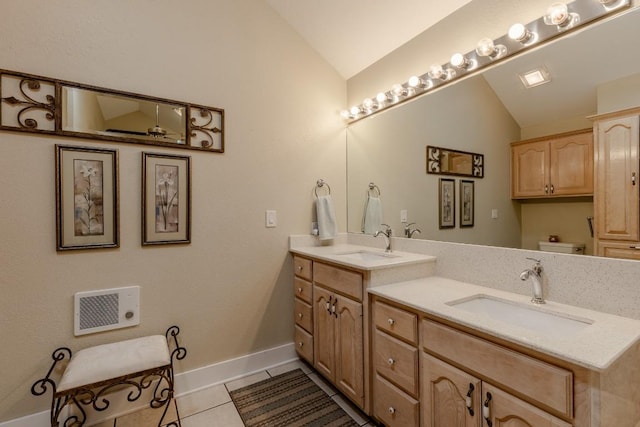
[0,69,224,152]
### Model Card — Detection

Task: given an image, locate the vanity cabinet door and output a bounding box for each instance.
[482,383,571,427]
[422,352,481,427]
[313,285,336,381]
[594,115,639,243]
[334,293,364,407]
[548,132,593,196]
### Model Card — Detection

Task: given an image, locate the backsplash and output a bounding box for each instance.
[292,233,640,320]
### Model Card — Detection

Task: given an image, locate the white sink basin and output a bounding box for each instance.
[447,295,593,338]
[335,250,400,262]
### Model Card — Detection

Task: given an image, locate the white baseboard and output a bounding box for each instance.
[0,342,297,427]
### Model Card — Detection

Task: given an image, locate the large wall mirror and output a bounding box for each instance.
[0,70,224,152]
[347,7,640,257]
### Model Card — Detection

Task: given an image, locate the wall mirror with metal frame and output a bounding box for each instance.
[427,146,484,178]
[0,69,224,152]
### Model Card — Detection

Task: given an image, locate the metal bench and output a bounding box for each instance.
[31,326,187,427]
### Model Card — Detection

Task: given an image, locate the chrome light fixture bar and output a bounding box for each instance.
[341,0,630,123]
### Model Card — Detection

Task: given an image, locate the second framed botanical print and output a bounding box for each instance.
[55,145,119,251]
[438,178,455,229]
[460,180,475,227]
[142,152,191,245]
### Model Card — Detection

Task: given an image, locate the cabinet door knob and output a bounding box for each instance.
[387,318,395,326]
[297,265,303,271]
[298,287,303,293]
[298,342,304,347]
[544,184,549,194]
[550,184,555,194]
[298,313,303,319]
[387,358,395,366]
[633,172,637,186]
[388,407,396,414]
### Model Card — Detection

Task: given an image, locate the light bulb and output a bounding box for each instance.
[476,38,496,57]
[362,98,375,110]
[376,92,389,103]
[428,64,445,80]
[340,110,351,120]
[391,83,406,97]
[508,23,531,42]
[408,76,426,88]
[450,53,469,69]
[350,106,361,116]
[545,3,570,26]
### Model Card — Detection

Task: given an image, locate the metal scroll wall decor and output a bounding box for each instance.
[427,145,484,178]
[0,69,225,152]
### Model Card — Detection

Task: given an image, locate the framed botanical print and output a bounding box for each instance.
[55,145,119,250]
[460,180,475,227]
[438,178,455,229]
[142,152,191,245]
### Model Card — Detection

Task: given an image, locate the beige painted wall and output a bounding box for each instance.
[347,75,522,248]
[0,0,345,422]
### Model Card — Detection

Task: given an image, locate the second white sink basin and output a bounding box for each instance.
[335,250,400,262]
[447,294,593,338]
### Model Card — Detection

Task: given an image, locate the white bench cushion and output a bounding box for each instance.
[57,335,171,392]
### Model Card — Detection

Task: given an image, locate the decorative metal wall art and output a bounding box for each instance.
[1,69,224,152]
[427,145,484,178]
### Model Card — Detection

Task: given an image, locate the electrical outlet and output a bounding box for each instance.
[265,210,277,227]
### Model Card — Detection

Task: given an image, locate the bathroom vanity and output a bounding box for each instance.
[290,238,640,426]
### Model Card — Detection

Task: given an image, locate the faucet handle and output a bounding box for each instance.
[525,257,543,273]
[525,257,541,263]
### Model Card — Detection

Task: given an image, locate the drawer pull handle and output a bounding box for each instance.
[550,184,555,194]
[332,301,337,318]
[465,383,475,416]
[298,313,303,319]
[297,265,303,271]
[388,407,396,415]
[544,184,549,194]
[629,246,640,250]
[387,358,395,366]
[483,392,492,427]
[298,287,303,293]
[298,342,304,347]
[387,318,395,326]
[633,172,637,186]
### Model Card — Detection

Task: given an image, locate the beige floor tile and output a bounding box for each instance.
[91,421,115,427]
[181,402,244,427]
[331,394,371,426]
[113,399,178,427]
[224,371,270,392]
[176,384,230,418]
[266,358,314,377]
[308,372,338,396]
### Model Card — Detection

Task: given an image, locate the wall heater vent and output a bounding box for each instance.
[74,286,140,336]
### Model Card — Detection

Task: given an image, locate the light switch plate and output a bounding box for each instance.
[266,210,277,228]
[400,209,408,223]
[491,209,499,219]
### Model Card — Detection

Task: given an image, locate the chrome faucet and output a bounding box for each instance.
[403,222,421,238]
[520,257,545,304]
[374,224,392,252]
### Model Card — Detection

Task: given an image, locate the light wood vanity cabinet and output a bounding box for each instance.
[593,110,640,259]
[511,129,593,199]
[293,256,313,363]
[421,319,572,427]
[313,262,365,408]
[371,299,419,426]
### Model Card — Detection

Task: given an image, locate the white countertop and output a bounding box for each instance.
[369,276,640,371]
[290,244,436,271]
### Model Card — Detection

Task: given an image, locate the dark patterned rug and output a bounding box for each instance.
[229,369,360,427]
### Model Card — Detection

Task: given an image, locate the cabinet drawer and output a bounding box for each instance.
[374,330,418,397]
[598,240,640,260]
[314,262,363,301]
[294,325,313,364]
[374,299,417,344]
[294,277,312,304]
[421,319,573,418]
[374,374,419,427]
[294,298,312,333]
[293,256,312,281]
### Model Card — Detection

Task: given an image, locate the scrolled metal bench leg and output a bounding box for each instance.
[158,326,187,427]
[31,347,72,427]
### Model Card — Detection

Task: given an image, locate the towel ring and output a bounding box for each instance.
[315,179,331,197]
[368,182,381,197]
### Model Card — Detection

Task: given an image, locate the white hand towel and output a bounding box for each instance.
[362,196,383,235]
[316,195,338,241]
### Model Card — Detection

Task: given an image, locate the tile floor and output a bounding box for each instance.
[97,359,375,427]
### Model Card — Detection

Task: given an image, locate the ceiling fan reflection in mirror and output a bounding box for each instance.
[106,104,185,144]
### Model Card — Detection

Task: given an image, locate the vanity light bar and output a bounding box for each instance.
[342,0,630,123]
